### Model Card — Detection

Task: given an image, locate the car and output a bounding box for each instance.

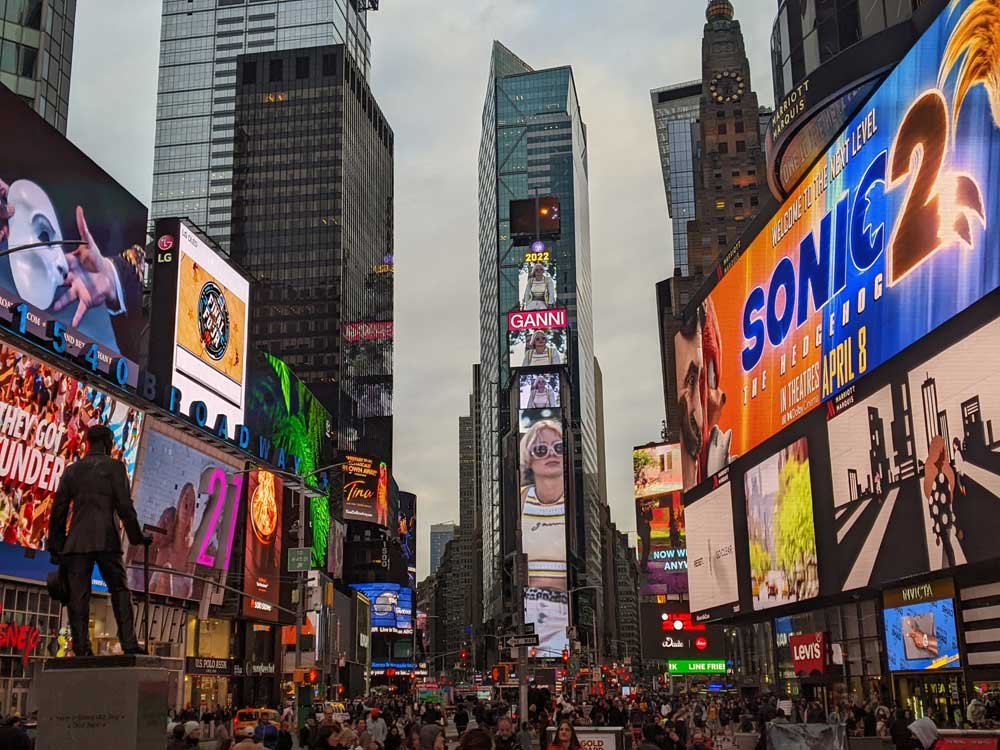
[233,708,280,738]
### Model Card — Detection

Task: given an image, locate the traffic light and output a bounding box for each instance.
[530,648,538,658]
[491,667,501,683]
[460,648,469,661]
[307,668,319,684]
[562,649,570,663]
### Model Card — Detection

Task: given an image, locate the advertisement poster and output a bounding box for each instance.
[0,86,148,367]
[125,424,242,601]
[0,341,143,551]
[828,311,1000,592]
[342,454,388,525]
[635,443,686,596]
[520,372,561,410]
[744,437,818,610]
[675,0,1000,490]
[398,491,416,588]
[170,222,250,429]
[884,597,961,671]
[328,519,345,580]
[242,470,283,622]
[349,583,413,634]
[685,483,739,619]
[519,413,569,655]
[508,309,568,369]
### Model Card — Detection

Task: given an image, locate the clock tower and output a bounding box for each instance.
[686,0,768,276]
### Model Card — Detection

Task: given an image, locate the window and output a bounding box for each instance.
[242,61,256,84]
[718,142,729,154]
[322,53,336,76]
[731,169,741,177]
[269,58,283,83]
[295,56,309,79]
[735,120,745,133]
[736,140,746,152]
[717,123,727,135]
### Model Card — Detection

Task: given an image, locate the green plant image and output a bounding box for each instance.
[773,456,817,594]
[749,540,771,584]
[634,449,655,485]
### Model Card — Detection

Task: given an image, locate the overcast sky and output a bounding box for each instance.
[68,1,776,579]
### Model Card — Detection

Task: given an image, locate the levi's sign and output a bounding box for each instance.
[508,309,568,332]
[790,632,827,676]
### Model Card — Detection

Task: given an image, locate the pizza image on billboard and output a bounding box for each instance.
[242,469,283,622]
[827,312,1000,592]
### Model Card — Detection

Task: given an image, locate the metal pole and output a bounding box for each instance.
[295,490,306,669]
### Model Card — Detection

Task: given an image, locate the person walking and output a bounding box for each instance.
[276,720,294,750]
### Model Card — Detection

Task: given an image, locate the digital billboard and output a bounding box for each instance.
[398,491,416,588]
[518,257,558,311]
[884,597,960,672]
[675,0,999,491]
[827,307,1000,592]
[520,372,561,410]
[0,341,143,551]
[242,469,283,622]
[342,454,389,525]
[634,443,686,596]
[743,437,818,610]
[634,443,682,499]
[508,309,568,370]
[685,482,739,621]
[125,422,243,601]
[510,197,561,244]
[328,519,345,580]
[0,86,148,377]
[519,413,569,656]
[349,583,413,634]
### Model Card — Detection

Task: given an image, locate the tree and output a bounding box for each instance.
[633,449,655,485]
[749,540,770,584]
[774,457,817,579]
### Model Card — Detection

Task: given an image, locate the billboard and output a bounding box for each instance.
[328,519,345,580]
[0,340,143,551]
[510,197,561,244]
[884,597,960,671]
[634,443,686,596]
[349,583,413,634]
[743,437,818,610]
[398,491,416,588]
[518,255,559,312]
[675,0,999,491]
[0,86,148,375]
[342,454,389,525]
[634,443,682,499]
[519,412,569,656]
[685,482,739,620]
[519,372,561,410]
[125,422,242,601]
[508,309,568,370]
[827,306,1000,592]
[242,469,283,622]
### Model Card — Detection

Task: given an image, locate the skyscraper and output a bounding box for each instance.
[429,523,456,576]
[229,43,393,459]
[152,0,374,249]
[478,42,603,635]
[650,81,701,275]
[0,0,75,133]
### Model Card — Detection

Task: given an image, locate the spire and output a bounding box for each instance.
[706,0,734,22]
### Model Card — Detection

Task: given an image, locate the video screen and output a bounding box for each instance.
[685,483,738,618]
[126,424,242,601]
[884,597,960,671]
[744,436,818,610]
[0,341,143,551]
[520,373,561,410]
[518,258,558,311]
[242,470,283,622]
[342,454,390,526]
[634,443,682,499]
[398,491,416,588]
[0,85,148,366]
[510,197,561,242]
[637,492,687,596]
[327,519,345,579]
[350,583,413,634]
[508,309,568,370]
[519,413,568,656]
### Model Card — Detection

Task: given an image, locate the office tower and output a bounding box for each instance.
[230,44,393,459]
[478,41,603,636]
[429,523,456,576]
[0,0,75,133]
[650,81,701,275]
[152,0,374,249]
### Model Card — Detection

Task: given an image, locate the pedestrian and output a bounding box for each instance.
[517,721,534,750]
[386,723,404,750]
[495,717,518,750]
[638,724,662,750]
[455,703,470,735]
[167,723,188,750]
[909,718,941,750]
[420,724,446,750]
[215,715,234,750]
[548,721,581,750]
[371,709,389,746]
[460,728,494,750]
[255,715,279,750]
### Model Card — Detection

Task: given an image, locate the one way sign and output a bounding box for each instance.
[507,634,540,649]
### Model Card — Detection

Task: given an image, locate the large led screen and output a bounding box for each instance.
[518,257,559,312]
[170,223,250,428]
[828,311,1000,592]
[398,491,416,588]
[350,583,413,634]
[884,597,960,672]
[675,0,1000,491]
[0,86,147,370]
[0,341,143,551]
[634,443,686,596]
[342,454,389,526]
[508,309,568,370]
[744,437,818,610]
[520,372,561,410]
[125,423,243,601]
[685,482,739,620]
[242,469,283,622]
[519,413,569,655]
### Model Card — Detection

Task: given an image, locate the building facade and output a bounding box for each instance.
[152,0,374,248]
[429,523,456,576]
[229,43,393,459]
[0,0,75,133]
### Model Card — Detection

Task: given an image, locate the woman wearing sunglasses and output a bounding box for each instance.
[519,419,569,652]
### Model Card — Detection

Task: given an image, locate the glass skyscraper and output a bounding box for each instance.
[478,42,602,632]
[152,0,372,249]
[0,0,75,133]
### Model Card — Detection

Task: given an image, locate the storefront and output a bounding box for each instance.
[0,580,59,718]
[235,622,280,708]
[185,617,234,711]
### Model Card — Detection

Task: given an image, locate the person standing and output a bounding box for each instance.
[370,709,389,746]
[276,720,294,750]
[48,424,151,655]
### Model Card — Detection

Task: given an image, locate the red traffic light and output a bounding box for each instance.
[491,667,500,682]
[460,649,469,661]
[337,685,345,695]
[308,668,319,683]
[530,648,538,658]
[562,649,570,663]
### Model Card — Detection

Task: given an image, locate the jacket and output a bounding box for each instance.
[49,446,144,555]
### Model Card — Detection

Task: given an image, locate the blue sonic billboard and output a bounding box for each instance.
[675,0,999,491]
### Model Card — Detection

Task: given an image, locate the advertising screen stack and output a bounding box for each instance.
[674,0,1000,715]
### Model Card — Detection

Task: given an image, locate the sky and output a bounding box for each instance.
[67,1,776,579]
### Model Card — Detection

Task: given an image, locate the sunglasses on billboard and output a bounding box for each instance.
[531,442,565,458]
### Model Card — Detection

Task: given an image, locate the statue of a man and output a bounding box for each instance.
[48,424,151,656]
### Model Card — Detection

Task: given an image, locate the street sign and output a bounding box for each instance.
[288,547,312,573]
[522,623,535,635]
[667,659,726,674]
[508,634,540,649]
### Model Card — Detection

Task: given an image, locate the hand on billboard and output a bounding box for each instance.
[53,206,122,326]
[0,179,13,243]
[906,624,939,657]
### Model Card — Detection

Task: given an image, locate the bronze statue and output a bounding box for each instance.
[48,424,151,656]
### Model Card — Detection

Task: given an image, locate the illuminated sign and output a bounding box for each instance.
[349,584,413,634]
[675,0,998,491]
[667,660,726,674]
[507,309,568,332]
[342,454,389,526]
[343,321,394,342]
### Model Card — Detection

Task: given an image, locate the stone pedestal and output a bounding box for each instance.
[36,655,181,750]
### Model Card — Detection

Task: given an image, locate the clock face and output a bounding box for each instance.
[710,70,745,103]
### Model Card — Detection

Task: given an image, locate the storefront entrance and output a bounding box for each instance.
[895,673,966,728]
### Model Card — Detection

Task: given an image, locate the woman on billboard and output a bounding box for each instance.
[521,263,556,310]
[519,418,568,655]
[527,375,557,408]
[521,331,563,367]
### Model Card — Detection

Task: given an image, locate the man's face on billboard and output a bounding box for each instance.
[676,324,704,461]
